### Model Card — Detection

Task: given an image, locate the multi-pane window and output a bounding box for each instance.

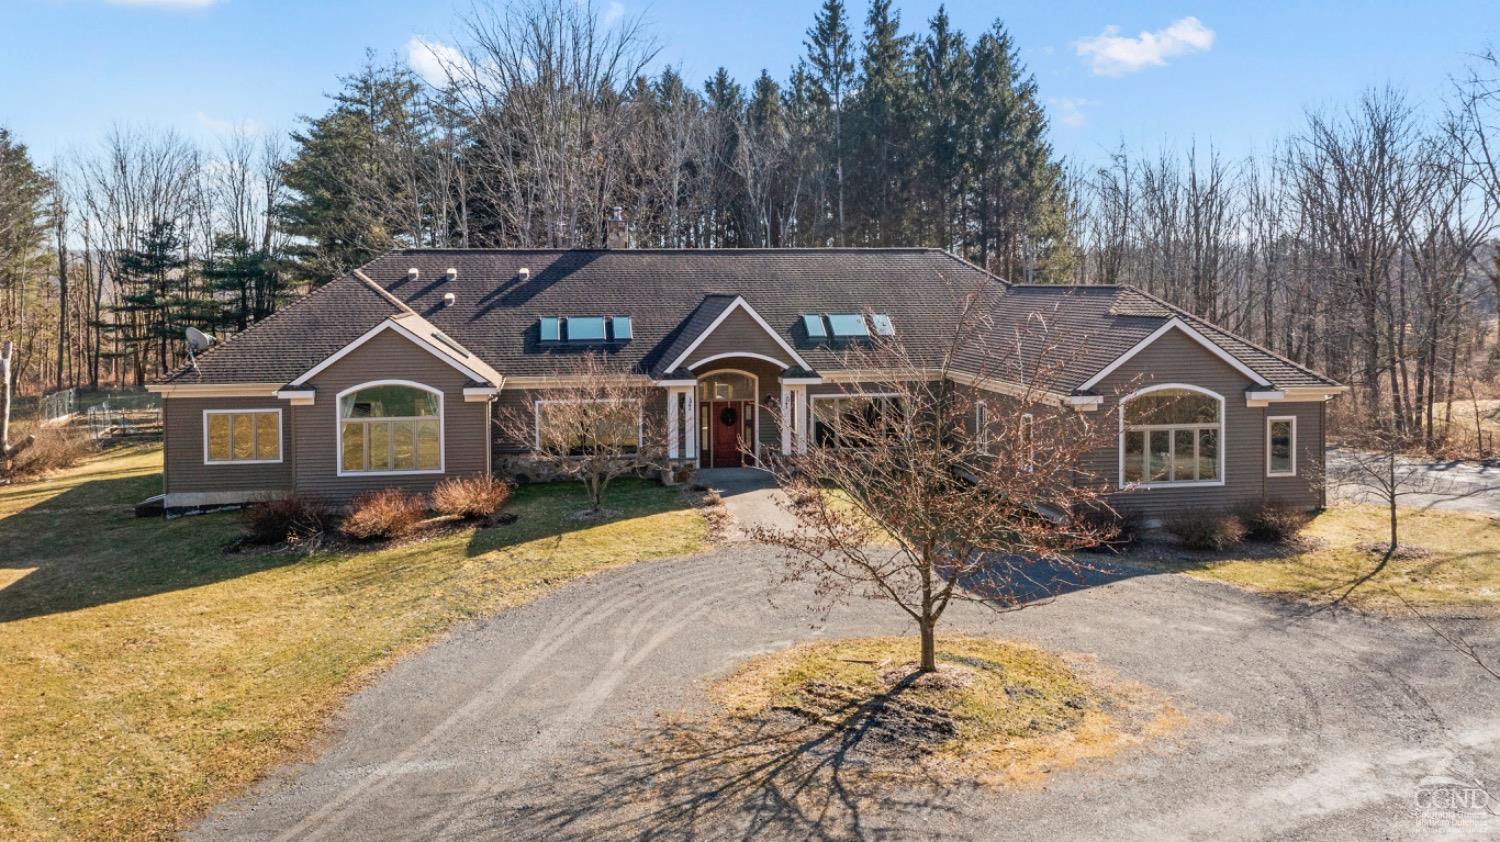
[534,400,641,455]
[205,410,280,463]
[339,384,441,474]
[812,394,904,448]
[1267,416,1296,476]
[698,372,756,401]
[1122,388,1221,485]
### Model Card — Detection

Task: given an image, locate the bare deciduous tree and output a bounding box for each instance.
[494,352,666,515]
[753,296,1125,673]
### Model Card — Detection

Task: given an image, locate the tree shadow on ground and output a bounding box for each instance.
[0,466,295,623]
[457,674,978,841]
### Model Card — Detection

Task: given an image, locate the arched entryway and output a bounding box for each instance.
[696,369,759,467]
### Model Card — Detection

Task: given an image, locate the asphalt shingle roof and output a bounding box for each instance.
[160,248,1341,392]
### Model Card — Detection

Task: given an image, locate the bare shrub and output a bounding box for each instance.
[242,495,334,545]
[1164,510,1247,551]
[5,424,97,481]
[431,475,512,520]
[1237,500,1312,543]
[342,489,428,540]
[1073,507,1144,551]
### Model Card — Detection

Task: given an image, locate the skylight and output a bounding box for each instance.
[539,316,560,342]
[802,314,828,339]
[870,314,894,336]
[826,314,869,338]
[566,316,607,341]
[612,315,633,340]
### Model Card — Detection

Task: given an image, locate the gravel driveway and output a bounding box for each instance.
[190,531,1500,842]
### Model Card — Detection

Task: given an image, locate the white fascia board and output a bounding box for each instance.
[1079,318,1272,391]
[463,386,499,402]
[665,296,812,373]
[148,383,282,397]
[778,376,824,385]
[274,389,317,406]
[289,318,496,387]
[652,379,698,387]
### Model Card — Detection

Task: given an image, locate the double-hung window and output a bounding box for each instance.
[1121,387,1222,486]
[204,409,281,463]
[1267,416,1297,477]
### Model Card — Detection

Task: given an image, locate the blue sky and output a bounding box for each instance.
[4,0,1497,168]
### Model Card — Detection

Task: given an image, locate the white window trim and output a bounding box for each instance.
[1020,412,1035,470]
[203,408,283,465]
[532,398,645,453]
[1118,383,1226,489]
[696,369,761,465]
[335,379,445,477]
[975,400,990,453]
[810,392,903,449]
[1266,415,1297,477]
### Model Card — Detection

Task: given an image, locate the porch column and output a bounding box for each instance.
[667,387,681,459]
[780,385,793,454]
[794,387,809,454]
[684,389,697,457]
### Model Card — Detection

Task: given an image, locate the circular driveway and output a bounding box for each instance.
[192,541,1500,841]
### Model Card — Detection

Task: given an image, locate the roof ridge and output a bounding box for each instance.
[1118,284,1342,387]
[353,268,417,315]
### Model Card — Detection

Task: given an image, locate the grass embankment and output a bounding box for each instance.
[1161,506,1500,613]
[0,445,708,840]
[705,636,1176,787]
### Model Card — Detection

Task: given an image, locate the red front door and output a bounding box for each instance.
[710,401,750,467]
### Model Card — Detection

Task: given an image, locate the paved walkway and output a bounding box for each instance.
[193,541,1500,841]
[694,467,791,538]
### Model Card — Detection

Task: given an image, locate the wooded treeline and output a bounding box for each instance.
[0,0,1497,452]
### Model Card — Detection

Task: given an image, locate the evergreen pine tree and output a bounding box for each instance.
[804,0,855,244]
[847,0,914,245]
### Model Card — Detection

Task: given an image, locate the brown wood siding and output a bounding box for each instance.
[161,395,293,495]
[681,308,797,369]
[292,329,490,502]
[1087,328,1324,515]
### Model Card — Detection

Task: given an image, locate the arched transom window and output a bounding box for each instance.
[339,382,442,474]
[1121,386,1222,485]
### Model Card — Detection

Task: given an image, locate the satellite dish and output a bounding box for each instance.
[185,327,215,353]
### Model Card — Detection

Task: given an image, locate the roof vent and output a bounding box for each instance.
[444,267,457,281]
[443,292,456,307]
[407,267,420,280]
[518,267,530,280]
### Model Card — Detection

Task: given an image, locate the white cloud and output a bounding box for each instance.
[602,1,624,27]
[105,0,219,8]
[1050,98,1097,128]
[1075,16,1215,76]
[196,112,260,135]
[407,36,468,87]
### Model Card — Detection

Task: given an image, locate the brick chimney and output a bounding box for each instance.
[605,206,628,249]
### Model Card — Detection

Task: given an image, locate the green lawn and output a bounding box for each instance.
[1150,505,1500,613]
[0,445,708,840]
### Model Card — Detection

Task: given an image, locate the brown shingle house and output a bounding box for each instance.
[147,248,1345,519]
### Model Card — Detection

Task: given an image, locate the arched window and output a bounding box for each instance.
[338,382,442,474]
[1121,386,1222,485]
[698,372,756,401]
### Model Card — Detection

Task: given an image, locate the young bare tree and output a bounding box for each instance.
[753,296,1125,673]
[494,353,666,515]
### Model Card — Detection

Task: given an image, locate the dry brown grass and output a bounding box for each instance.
[0,446,708,840]
[431,475,513,520]
[341,488,429,540]
[703,636,1177,788]
[3,422,97,482]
